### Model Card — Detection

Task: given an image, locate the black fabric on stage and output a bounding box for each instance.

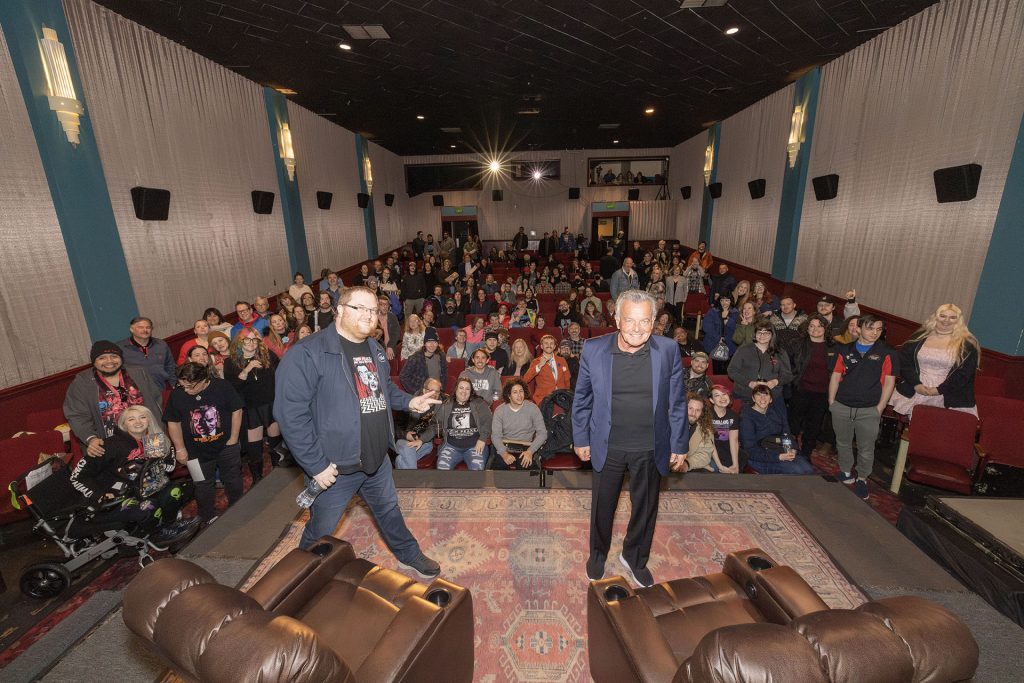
[898,506,1024,626]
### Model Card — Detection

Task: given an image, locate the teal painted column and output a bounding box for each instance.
[772,68,822,281]
[698,123,721,246]
[0,0,137,341]
[969,110,1024,356]
[262,87,311,278]
[354,134,379,258]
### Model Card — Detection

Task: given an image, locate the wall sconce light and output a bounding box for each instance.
[787,104,806,168]
[279,123,296,181]
[39,26,84,146]
[704,142,714,186]
[363,152,373,195]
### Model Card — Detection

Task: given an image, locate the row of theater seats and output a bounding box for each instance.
[124,540,979,683]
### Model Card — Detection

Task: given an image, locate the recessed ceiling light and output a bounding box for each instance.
[725,27,739,35]
[644,107,655,114]
[338,42,352,50]
[488,160,501,173]
[450,145,456,148]
[416,115,425,120]
[613,139,620,144]
[532,170,542,180]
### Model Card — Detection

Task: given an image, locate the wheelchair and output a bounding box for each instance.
[8,456,182,599]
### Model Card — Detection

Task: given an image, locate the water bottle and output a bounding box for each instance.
[780,433,793,452]
[296,479,322,508]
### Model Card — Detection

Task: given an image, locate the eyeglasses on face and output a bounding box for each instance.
[343,304,379,317]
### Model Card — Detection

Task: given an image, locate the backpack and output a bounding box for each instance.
[537,390,574,459]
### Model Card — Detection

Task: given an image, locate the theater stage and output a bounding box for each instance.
[9,469,1024,683]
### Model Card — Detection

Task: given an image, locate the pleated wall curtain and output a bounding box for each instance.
[795,0,1024,322]
[368,141,414,255]
[669,132,709,248]
[0,28,93,389]
[712,84,793,272]
[64,0,290,336]
[286,102,366,273]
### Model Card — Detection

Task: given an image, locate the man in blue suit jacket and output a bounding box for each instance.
[573,290,688,587]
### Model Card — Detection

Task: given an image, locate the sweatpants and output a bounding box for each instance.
[829,401,881,480]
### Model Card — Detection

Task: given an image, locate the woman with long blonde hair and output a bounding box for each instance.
[731,280,751,310]
[401,313,425,360]
[505,338,534,377]
[890,304,981,419]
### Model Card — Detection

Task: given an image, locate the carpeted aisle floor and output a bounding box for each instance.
[244,488,864,683]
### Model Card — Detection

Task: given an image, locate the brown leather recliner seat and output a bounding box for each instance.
[123,536,474,683]
[588,548,978,683]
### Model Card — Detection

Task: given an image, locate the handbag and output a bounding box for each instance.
[710,338,731,362]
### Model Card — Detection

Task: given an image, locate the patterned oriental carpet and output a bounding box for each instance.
[242,488,865,683]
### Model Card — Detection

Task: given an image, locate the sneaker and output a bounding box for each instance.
[401,554,441,580]
[586,555,605,582]
[839,471,856,485]
[618,553,654,588]
[854,479,870,500]
[151,518,200,545]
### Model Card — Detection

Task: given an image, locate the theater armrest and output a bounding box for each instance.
[588,578,679,683]
[246,536,356,614]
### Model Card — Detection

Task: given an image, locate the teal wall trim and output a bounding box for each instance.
[698,123,721,246]
[262,87,311,279]
[0,0,137,341]
[354,134,378,258]
[970,110,1024,356]
[771,68,822,281]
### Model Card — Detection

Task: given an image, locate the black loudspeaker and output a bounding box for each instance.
[708,182,722,199]
[492,189,503,201]
[432,194,444,207]
[568,187,580,199]
[357,192,370,209]
[316,191,333,210]
[748,178,766,199]
[384,193,395,206]
[251,190,275,214]
[934,164,982,203]
[627,188,640,201]
[130,186,170,220]
[811,174,839,201]
[680,186,691,200]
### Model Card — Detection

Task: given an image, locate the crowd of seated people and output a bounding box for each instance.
[58,225,983,534]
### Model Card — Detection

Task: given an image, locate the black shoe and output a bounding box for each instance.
[586,555,605,582]
[401,554,441,580]
[151,518,200,545]
[854,479,870,500]
[618,553,654,588]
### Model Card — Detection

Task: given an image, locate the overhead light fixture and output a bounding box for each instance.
[613,139,620,144]
[342,24,391,40]
[704,141,714,185]
[279,123,296,181]
[338,42,352,50]
[725,27,739,35]
[488,160,501,173]
[532,170,542,180]
[275,87,298,95]
[516,108,541,115]
[38,26,83,146]
[598,123,620,129]
[644,107,655,114]
[787,104,806,167]
[450,144,456,149]
[416,115,425,120]
[681,0,729,8]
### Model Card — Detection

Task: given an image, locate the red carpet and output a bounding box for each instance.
[243,488,865,682]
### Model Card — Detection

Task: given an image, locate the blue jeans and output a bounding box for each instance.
[395,439,433,469]
[436,443,487,470]
[299,457,422,564]
[747,456,815,475]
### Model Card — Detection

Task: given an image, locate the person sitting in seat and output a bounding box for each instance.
[425,378,493,470]
[490,379,547,470]
[70,405,197,544]
[394,378,445,469]
[740,384,814,475]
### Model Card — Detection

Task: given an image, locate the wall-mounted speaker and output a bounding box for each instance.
[251,190,275,214]
[811,174,839,201]
[748,179,766,200]
[934,163,982,203]
[708,182,722,199]
[130,186,170,220]
[568,187,580,199]
[680,186,691,200]
[357,192,370,209]
[627,188,640,201]
[432,194,444,207]
[492,189,503,201]
[384,193,395,206]
[316,191,333,210]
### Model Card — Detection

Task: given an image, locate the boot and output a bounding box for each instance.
[268,435,295,467]
[246,440,265,483]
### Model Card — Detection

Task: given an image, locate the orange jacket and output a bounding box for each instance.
[523,354,571,403]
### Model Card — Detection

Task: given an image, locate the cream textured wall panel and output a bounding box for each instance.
[65,0,290,335]
[795,0,1024,321]
[670,132,714,248]
[368,141,414,254]
[0,27,92,388]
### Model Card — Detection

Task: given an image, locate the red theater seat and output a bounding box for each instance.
[974,374,1007,398]
[901,406,984,495]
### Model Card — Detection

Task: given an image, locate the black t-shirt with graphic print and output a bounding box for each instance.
[163,378,243,461]
[338,335,390,473]
[446,402,478,448]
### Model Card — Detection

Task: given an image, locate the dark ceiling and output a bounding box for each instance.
[90,0,937,155]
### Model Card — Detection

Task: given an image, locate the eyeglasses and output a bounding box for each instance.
[755,329,773,336]
[241,337,260,344]
[343,304,379,318]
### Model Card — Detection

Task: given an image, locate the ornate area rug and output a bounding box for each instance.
[242,489,864,683]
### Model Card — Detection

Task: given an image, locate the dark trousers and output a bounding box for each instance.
[789,388,829,457]
[192,443,243,521]
[590,449,661,571]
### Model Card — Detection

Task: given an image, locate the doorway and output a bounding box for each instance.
[591,215,628,256]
